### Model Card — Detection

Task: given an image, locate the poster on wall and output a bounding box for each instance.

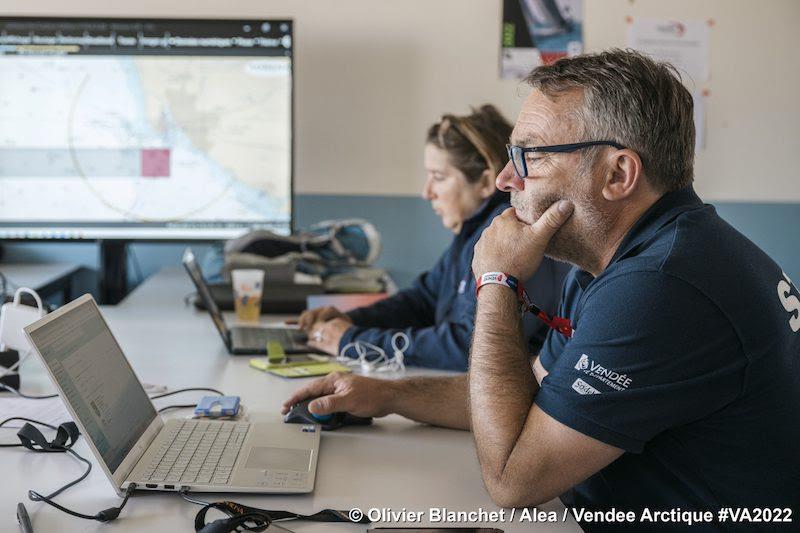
[626,18,710,83]
[500,0,583,80]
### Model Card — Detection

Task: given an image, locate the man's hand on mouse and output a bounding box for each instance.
[280,372,393,418]
[306,317,351,355]
[292,306,352,331]
[472,200,574,281]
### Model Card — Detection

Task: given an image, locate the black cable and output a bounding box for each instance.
[2,415,138,522]
[179,487,211,506]
[148,387,224,400]
[158,403,198,413]
[1,416,57,431]
[151,388,225,413]
[0,416,58,447]
[0,381,59,399]
[30,480,136,522]
[1,384,224,401]
[3,384,228,418]
[29,446,93,500]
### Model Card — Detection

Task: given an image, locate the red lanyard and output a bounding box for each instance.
[476,272,574,338]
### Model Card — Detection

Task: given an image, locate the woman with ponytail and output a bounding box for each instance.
[299,105,570,370]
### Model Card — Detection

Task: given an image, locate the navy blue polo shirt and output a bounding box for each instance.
[536,187,800,527]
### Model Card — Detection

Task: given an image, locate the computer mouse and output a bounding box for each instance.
[283,398,372,431]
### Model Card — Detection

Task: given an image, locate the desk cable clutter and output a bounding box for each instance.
[1,385,226,524]
[2,386,370,529]
[179,490,371,533]
[0,287,46,385]
[0,416,137,523]
[337,331,409,373]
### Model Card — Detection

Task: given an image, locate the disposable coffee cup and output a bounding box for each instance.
[231,269,264,323]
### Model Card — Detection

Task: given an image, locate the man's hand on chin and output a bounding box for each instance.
[472,200,574,281]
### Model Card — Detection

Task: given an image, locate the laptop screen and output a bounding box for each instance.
[26,297,157,474]
[182,248,230,344]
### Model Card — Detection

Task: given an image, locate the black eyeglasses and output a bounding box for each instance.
[506,141,626,179]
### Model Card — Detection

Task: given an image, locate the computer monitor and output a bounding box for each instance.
[0,16,293,240]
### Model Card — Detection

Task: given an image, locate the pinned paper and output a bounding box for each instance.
[626,18,710,83]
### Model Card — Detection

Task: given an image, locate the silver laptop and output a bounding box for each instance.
[182,248,313,355]
[23,294,320,496]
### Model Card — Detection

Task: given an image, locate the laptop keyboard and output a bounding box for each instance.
[140,419,250,485]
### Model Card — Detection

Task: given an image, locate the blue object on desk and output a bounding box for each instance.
[194,395,240,417]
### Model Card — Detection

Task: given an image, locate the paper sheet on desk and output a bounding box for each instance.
[0,396,72,427]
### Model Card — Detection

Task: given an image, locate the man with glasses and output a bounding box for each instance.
[283,49,799,527]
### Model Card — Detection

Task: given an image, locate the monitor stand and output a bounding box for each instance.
[99,240,128,304]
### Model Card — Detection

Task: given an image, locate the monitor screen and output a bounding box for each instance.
[0,17,293,240]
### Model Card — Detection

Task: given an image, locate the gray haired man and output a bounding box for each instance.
[283,49,800,529]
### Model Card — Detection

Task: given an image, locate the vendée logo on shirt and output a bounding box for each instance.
[574,354,589,370]
[574,353,633,391]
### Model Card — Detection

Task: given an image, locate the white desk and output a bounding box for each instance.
[1,268,579,532]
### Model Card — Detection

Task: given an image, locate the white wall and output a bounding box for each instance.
[2,0,799,201]
[589,0,800,202]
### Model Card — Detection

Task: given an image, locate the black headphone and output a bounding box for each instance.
[193,500,370,533]
[8,419,135,522]
[17,420,79,452]
[195,501,271,532]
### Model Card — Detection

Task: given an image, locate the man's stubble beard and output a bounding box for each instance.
[510,178,607,270]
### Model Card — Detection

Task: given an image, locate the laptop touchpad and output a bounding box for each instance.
[244,447,311,472]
